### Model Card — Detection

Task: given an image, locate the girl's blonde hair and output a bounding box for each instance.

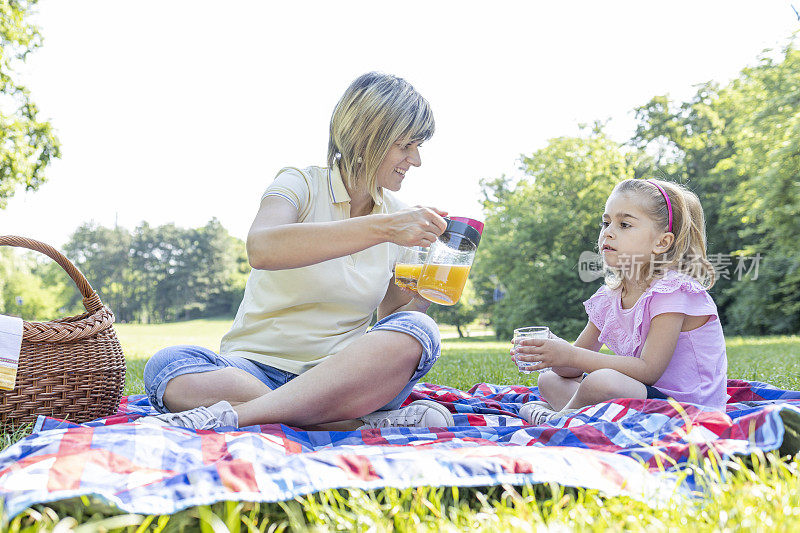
[327,72,435,202]
[603,178,716,291]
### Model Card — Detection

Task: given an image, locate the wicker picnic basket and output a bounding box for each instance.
[0,236,126,429]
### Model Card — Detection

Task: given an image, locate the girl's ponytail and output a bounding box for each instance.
[662,180,716,289]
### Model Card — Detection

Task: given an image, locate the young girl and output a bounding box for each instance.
[514,178,728,425]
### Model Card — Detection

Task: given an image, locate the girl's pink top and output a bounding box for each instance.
[583,270,728,410]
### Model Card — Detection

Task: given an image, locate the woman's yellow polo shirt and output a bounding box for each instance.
[220,165,404,374]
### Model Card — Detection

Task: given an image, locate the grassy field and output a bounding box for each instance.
[3,319,800,531]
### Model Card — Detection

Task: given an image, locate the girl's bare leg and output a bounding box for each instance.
[561,368,647,411]
[536,371,583,412]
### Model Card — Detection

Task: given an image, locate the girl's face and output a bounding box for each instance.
[375,140,422,192]
[598,191,671,280]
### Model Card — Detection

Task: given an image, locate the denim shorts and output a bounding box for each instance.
[142,311,441,414]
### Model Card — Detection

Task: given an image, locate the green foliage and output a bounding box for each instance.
[0,248,70,320]
[725,255,800,336]
[62,219,249,323]
[62,223,132,318]
[0,0,60,208]
[1,219,254,324]
[476,131,632,339]
[124,219,246,322]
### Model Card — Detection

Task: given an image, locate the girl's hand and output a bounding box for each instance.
[385,207,448,247]
[512,337,576,372]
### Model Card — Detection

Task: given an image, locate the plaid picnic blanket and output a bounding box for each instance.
[1,379,799,517]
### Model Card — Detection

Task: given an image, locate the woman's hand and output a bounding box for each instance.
[384,206,448,247]
[512,337,576,373]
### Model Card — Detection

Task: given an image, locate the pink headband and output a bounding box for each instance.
[647,180,673,232]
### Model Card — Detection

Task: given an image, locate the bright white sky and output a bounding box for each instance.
[1,0,798,247]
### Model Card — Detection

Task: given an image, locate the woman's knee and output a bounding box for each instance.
[406,311,441,350]
[144,345,205,388]
[373,311,441,357]
[369,312,442,411]
[142,345,219,412]
[143,346,179,389]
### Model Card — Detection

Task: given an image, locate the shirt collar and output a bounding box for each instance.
[328,165,350,204]
[372,187,385,207]
[372,187,383,207]
[329,165,386,207]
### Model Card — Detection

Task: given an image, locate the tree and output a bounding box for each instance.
[129,222,186,323]
[0,0,60,207]
[63,220,249,323]
[171,219,247,320]
[476,129,633,340]
[63,223,133,320]
[631,87,741,259]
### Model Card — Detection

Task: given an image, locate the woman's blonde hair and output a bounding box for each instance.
[327,72,435,201]
[603,178,716,291]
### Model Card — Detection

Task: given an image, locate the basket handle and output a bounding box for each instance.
[0,235,104,314]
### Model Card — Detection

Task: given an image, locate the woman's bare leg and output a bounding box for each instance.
[160,328,425,428]
[163,367,272,411]
[233,329,423,427]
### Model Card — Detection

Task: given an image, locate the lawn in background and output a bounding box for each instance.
[3,319,800,531]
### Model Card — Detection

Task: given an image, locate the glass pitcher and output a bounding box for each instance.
[417,217,483,306]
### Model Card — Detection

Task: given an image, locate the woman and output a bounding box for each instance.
[140,72,453,431]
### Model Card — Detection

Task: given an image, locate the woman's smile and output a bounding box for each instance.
[376,142,421,191]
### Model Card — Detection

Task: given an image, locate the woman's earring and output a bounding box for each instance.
[356,156,363,164]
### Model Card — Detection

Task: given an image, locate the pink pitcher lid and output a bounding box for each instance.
[443,217,484,246]
[449,217,484,235]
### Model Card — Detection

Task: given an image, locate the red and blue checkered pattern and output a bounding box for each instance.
[0,379,798,517]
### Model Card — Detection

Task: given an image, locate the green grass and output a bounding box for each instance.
[3,320,800,531]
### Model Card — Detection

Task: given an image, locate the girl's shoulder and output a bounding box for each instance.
[647,269,709,297]
[643,270,718,320]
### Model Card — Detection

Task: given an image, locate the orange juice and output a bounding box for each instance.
[394,263,424,291]
[417,264,471,306]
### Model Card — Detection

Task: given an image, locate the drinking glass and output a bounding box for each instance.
[394,246,429,292]
[512,326,550,374]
